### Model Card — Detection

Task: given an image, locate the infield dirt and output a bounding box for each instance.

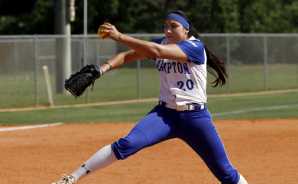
[0,119,297,184]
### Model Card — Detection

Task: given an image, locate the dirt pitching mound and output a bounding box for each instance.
[0,119,297,184]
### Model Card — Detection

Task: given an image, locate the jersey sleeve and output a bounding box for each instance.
[176,40,206,65]
[149,38,164,44]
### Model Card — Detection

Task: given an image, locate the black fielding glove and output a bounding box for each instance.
[64,64,102,99]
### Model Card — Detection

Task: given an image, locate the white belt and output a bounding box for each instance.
[159,101,205,111]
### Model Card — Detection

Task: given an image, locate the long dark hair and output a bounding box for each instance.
[171,10,228,87]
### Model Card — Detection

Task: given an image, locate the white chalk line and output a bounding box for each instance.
[0,122,63,132]
[0,104,297,130]
[1,88,298,113]
[212,104,298,117]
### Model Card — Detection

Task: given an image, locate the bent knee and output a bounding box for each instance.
[207,156,240,184]
[111,128,150,160]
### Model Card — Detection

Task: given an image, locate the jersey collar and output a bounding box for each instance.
[162,36,199,45]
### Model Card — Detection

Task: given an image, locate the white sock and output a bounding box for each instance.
[71,144,118,183]
[237,174,248,184]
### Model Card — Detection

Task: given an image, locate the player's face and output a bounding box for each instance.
[164,19,189,44]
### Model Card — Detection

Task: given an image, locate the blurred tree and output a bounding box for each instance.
[0,0,54,34]
[76,0,241,34]
[237,0,298,33]
[280,0,298,33]
[179,0,240,33]
[238,0,280,33]
[1,0,298,35]
[0,0,37,15]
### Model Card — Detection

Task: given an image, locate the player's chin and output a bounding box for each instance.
[166,36,177,44]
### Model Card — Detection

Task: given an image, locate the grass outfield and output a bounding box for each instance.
[0,92,297,125]
[0,64,297,108]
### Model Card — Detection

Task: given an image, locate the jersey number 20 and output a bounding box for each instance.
[177,79,194,91]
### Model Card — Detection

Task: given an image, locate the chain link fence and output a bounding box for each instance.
[0,34,297,108]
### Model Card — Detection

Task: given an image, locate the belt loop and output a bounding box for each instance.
[194,104,200,110]
[159,100,166,107]
[186,103,190,111]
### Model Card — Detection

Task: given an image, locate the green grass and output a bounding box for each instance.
[229,64,298,93]
[0,92,298,125]
[0,64,297,108]
[208,92,298,119]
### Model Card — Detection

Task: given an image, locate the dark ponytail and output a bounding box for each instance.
[171,10,228,87]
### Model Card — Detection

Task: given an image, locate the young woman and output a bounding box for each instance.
[52,10,248,184]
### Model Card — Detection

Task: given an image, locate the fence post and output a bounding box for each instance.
[79,39,83,67]
[263,36,268,91]
[226,35,231,94]
[96,39,100,66]
[137,60,141,99]
[13,42,18,79]
[43,65,54,106]
[137,36,141,99]
[34,37,39,107]
[84,36,90,103]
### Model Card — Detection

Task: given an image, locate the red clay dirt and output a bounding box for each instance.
[0,119,297,184]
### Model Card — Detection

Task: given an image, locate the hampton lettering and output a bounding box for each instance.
[156,59,190,74]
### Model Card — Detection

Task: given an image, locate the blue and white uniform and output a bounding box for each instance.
[153,36,207,106]
[111,37,241,184]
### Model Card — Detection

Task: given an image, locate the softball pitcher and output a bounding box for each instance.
[52,10,248,184]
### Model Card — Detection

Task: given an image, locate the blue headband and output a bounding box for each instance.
[166,13,190,30]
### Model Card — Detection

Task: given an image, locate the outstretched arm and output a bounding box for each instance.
[64,49,144,98]
[99,23,189,61]
[100,49,146,73]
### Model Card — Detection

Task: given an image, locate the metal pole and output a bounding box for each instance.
[84,0,89,103]
[263,36,268,91]
[226,36,231,94]
[79,40,83,68]
[137,60,141,99]
[85,37,90,103]
[96,39,100,66]
[137,36,141,99]
[34,37,39,107]
[55,0,72,94]
[13,41,18,79]
[84,0,87,36]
